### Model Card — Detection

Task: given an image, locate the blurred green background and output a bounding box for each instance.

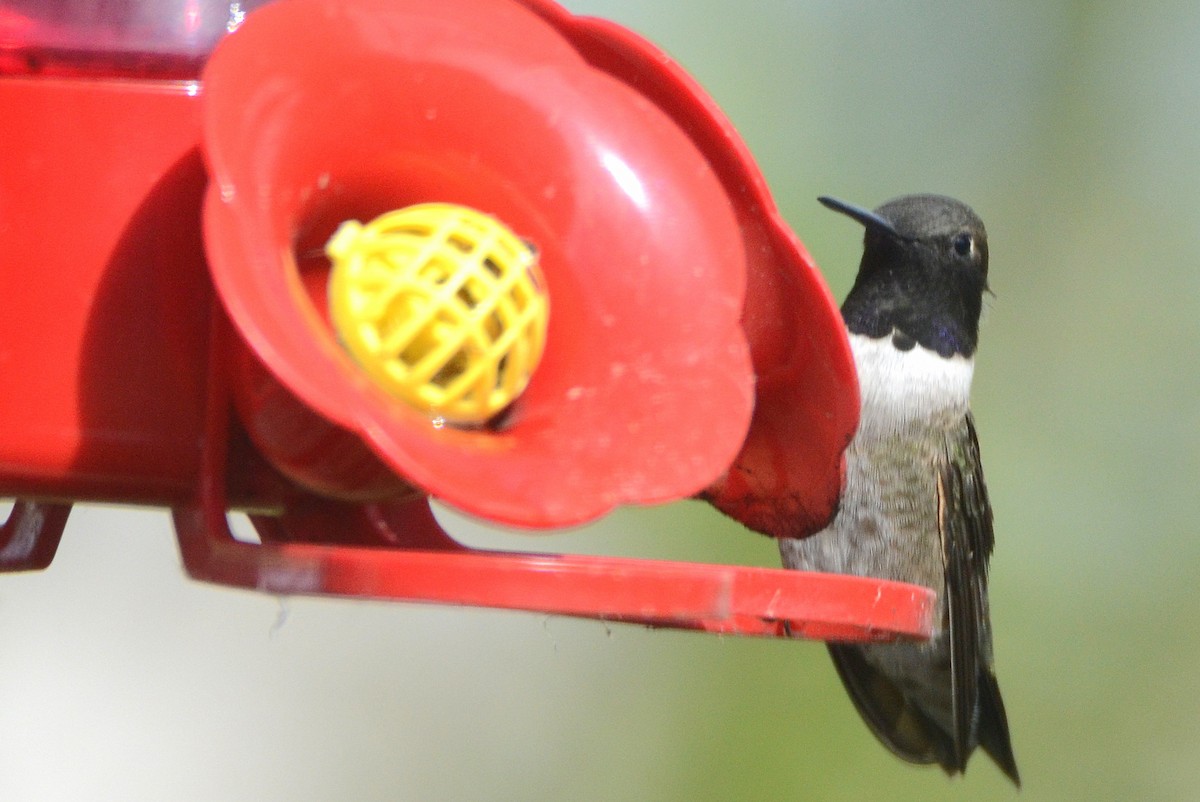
[3,1,1199,799]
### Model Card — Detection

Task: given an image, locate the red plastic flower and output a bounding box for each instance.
[515,1,860,537]
[202,0,857,534]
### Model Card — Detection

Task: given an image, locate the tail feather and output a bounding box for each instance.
[827,644,960,772]
[826,644,1020,784]
[977,669,1020,786]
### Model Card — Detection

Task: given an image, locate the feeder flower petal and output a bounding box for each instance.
[201,0,759,527]
[516,0,861,537]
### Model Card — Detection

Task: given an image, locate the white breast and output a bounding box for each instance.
[849,333,974,437]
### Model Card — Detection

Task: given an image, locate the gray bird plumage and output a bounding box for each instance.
[779,195,1018,784]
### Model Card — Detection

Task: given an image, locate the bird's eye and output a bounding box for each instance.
[952,232,973,258]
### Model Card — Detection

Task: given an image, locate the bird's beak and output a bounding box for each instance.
[818,196,907,240]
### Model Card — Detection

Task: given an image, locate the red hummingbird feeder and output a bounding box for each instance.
[0,0,933,641]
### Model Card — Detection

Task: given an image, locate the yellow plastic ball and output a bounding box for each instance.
[326,204,548,425]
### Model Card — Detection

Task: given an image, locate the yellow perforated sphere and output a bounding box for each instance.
[326,204,548,425]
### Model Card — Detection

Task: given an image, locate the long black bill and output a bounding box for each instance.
[818,196,907,240]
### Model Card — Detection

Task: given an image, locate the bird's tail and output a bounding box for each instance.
[827,644,1020,786]
[977,668,1020,785]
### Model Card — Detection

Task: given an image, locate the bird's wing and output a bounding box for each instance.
[936,413,989,766]
[937,413,1019,783]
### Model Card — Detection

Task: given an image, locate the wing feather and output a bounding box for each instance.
[936,413,993,769]
[937,413,1019,783]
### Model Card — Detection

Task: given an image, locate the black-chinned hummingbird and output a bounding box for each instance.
[780,194,1019,784]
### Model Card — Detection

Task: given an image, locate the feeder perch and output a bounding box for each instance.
[0,0,934,644]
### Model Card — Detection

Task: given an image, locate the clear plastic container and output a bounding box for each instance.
[0,0,271,77]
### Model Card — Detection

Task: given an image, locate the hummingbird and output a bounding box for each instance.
[779,194,1019,784]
